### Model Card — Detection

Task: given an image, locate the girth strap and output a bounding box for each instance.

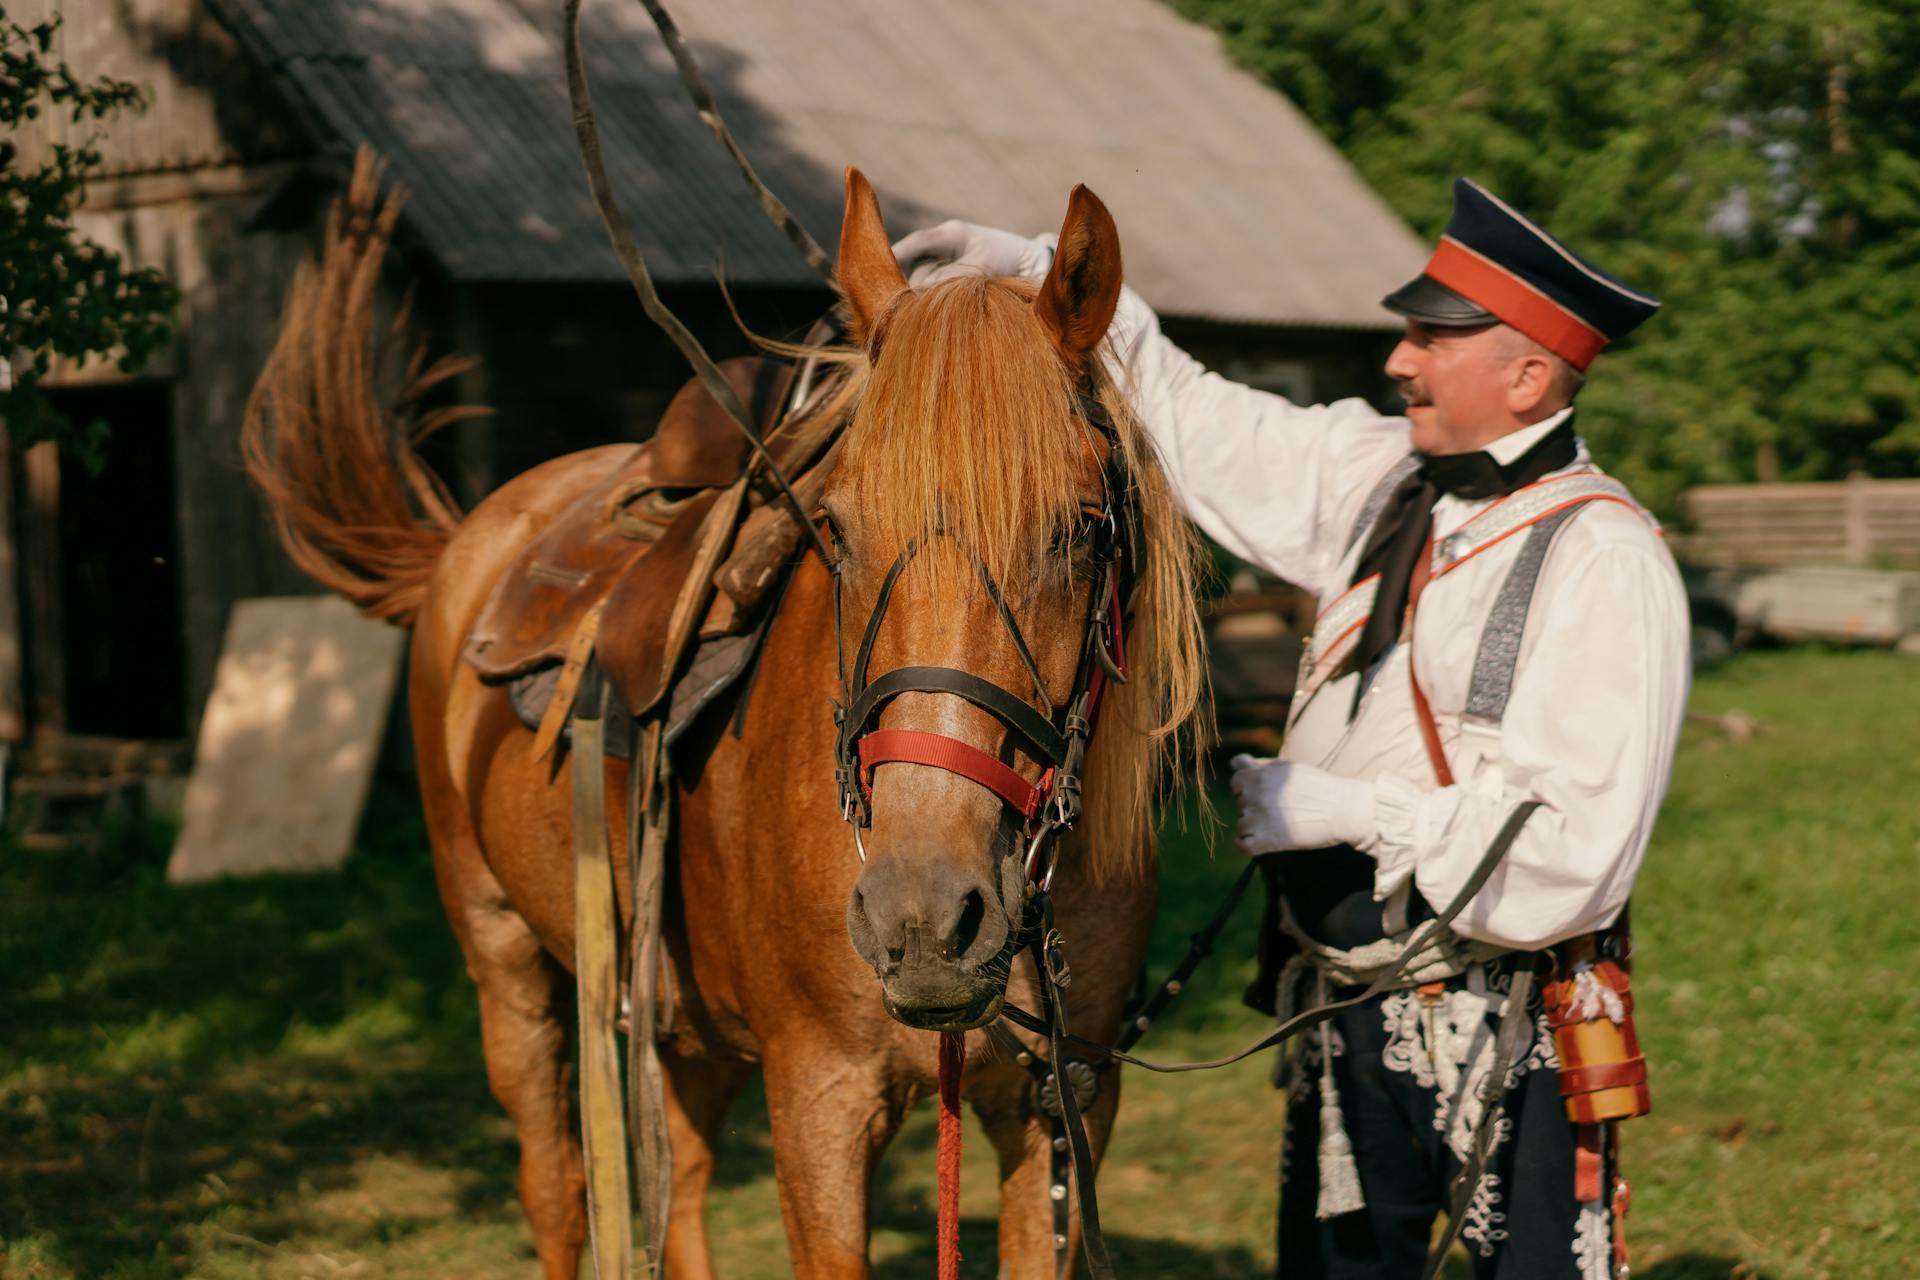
[859,729,1053,819]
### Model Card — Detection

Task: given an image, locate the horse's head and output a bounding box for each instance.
[824,169,1205,1031]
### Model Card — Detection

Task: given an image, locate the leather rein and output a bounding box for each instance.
[829,391,1144,892]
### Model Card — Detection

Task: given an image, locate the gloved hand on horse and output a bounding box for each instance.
[1230,754,1384,856]
[892,219,1055,287]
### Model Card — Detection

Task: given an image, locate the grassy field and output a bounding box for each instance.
[3,647,1917,1278]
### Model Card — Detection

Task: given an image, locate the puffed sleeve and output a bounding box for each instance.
[1367,527,1691,949]
[1101,285,1412,596]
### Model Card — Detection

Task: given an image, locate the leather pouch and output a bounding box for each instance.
[1542,956,1651,1125]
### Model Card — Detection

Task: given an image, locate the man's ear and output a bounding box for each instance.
[1506,352,1559,416]
[838,167,908,346]
[1033,185,1123,366]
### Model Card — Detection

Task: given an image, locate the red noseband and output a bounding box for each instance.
[858,728,1056,820]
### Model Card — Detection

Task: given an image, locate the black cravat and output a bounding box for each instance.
[1341,418,1578,688]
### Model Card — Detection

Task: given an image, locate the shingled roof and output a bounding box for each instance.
[213,0,1425,329]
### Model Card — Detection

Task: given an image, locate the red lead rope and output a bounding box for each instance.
[936,1031,966,1280]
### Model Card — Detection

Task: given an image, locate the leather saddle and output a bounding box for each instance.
[462,355,840,749]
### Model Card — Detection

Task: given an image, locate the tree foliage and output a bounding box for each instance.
[0,9,179,465]
[1178,0,1920,510]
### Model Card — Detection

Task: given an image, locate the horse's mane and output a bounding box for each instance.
[767,275,1211,883]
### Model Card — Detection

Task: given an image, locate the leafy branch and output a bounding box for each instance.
[0,9,180,468]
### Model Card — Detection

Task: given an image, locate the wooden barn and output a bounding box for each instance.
[12,0,1425,775]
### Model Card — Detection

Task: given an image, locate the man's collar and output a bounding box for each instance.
[1485,406,1574,465]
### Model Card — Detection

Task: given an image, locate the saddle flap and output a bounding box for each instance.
[464,458,659,683]
[462,357,803,686]
[596,480,745,720]
[713,434,845,617]
[648,358,795,488]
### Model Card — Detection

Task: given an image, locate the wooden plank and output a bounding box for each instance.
[1688,515,1847,530]
[0,426,22,742]
[167,596,404,883]
[1687,487,1847,507]
[1687,537,1849,551]
[1692,509,1849,524]
[21,442,63,741]
[1688,525,1846,541]
[1689,498,1848,514]
[1689,481,1851,498]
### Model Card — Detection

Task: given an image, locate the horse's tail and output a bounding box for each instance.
[242,147,484,628]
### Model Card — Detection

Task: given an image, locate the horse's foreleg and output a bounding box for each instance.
[467,913,587,1280]
[424,814,588,1276]
[761,1049,904,1280]
[972,1062,1123,1280]
[659,1046,753,1280]
[972,1074,1059,1280]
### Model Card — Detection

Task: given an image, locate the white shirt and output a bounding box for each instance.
[1102,286,1691,951]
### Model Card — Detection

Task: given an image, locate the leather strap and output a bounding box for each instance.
[1033,916,1116,1280]
[860,728,1051,819]
[1000,800,1544,1074]
[569,668,634,1279]
[1574,1123,1606,1203]
[845,665,1072,767]
[534,598,608,763]
[628,717,674,1270]
[1405,533,1455,787]
[1558,1058,1648,1096]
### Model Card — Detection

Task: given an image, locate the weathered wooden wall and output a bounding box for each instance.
[8,1,310,743]
[13,0,305,176]
[1679,476,1920,569]
[6,0,1420,755]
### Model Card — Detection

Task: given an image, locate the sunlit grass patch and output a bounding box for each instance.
[4,648,1917,1276]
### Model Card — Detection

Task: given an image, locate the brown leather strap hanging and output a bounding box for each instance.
[570,669,634,1280]
[1404,534,1455,787]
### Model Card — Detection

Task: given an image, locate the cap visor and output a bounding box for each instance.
[1381,274,1496,326]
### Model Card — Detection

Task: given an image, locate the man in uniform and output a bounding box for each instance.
[894,179,1690,1278]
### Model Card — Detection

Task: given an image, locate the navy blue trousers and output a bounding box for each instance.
[1274,975,1613,1280]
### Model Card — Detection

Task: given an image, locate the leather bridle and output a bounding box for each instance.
[830,391,1144,891]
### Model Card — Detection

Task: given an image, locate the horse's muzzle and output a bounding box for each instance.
[846,852,1024,1031]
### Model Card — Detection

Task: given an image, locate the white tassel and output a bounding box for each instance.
[1569,964,1627,1024]
[1316,1056,1365,1218]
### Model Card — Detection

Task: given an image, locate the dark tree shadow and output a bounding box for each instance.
[0,786,525,1275]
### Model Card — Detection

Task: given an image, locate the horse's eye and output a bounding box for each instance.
[1050,512,1098,559]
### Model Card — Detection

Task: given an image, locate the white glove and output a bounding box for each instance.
[1230,755,1381,856]
[891,220,1055,287]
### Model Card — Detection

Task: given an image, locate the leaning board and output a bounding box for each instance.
[167,596,404,883]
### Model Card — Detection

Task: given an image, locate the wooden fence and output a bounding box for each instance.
[1678,475,1920,568]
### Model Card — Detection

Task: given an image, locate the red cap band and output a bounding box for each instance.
[1424,237,1608,369]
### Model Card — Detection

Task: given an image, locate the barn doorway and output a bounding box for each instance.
[19,382,187,743]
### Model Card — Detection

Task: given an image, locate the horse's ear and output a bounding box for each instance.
[1033,185,1122,365]
[838,167,908,346]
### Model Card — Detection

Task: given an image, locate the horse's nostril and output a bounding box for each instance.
[948,888,985,961]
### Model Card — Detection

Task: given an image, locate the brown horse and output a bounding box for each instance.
[245,157,1207,1279]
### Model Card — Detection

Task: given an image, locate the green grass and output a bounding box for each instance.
[3,647,1917,1277]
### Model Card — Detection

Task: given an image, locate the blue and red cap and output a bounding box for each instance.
[1382,178,1660,370]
